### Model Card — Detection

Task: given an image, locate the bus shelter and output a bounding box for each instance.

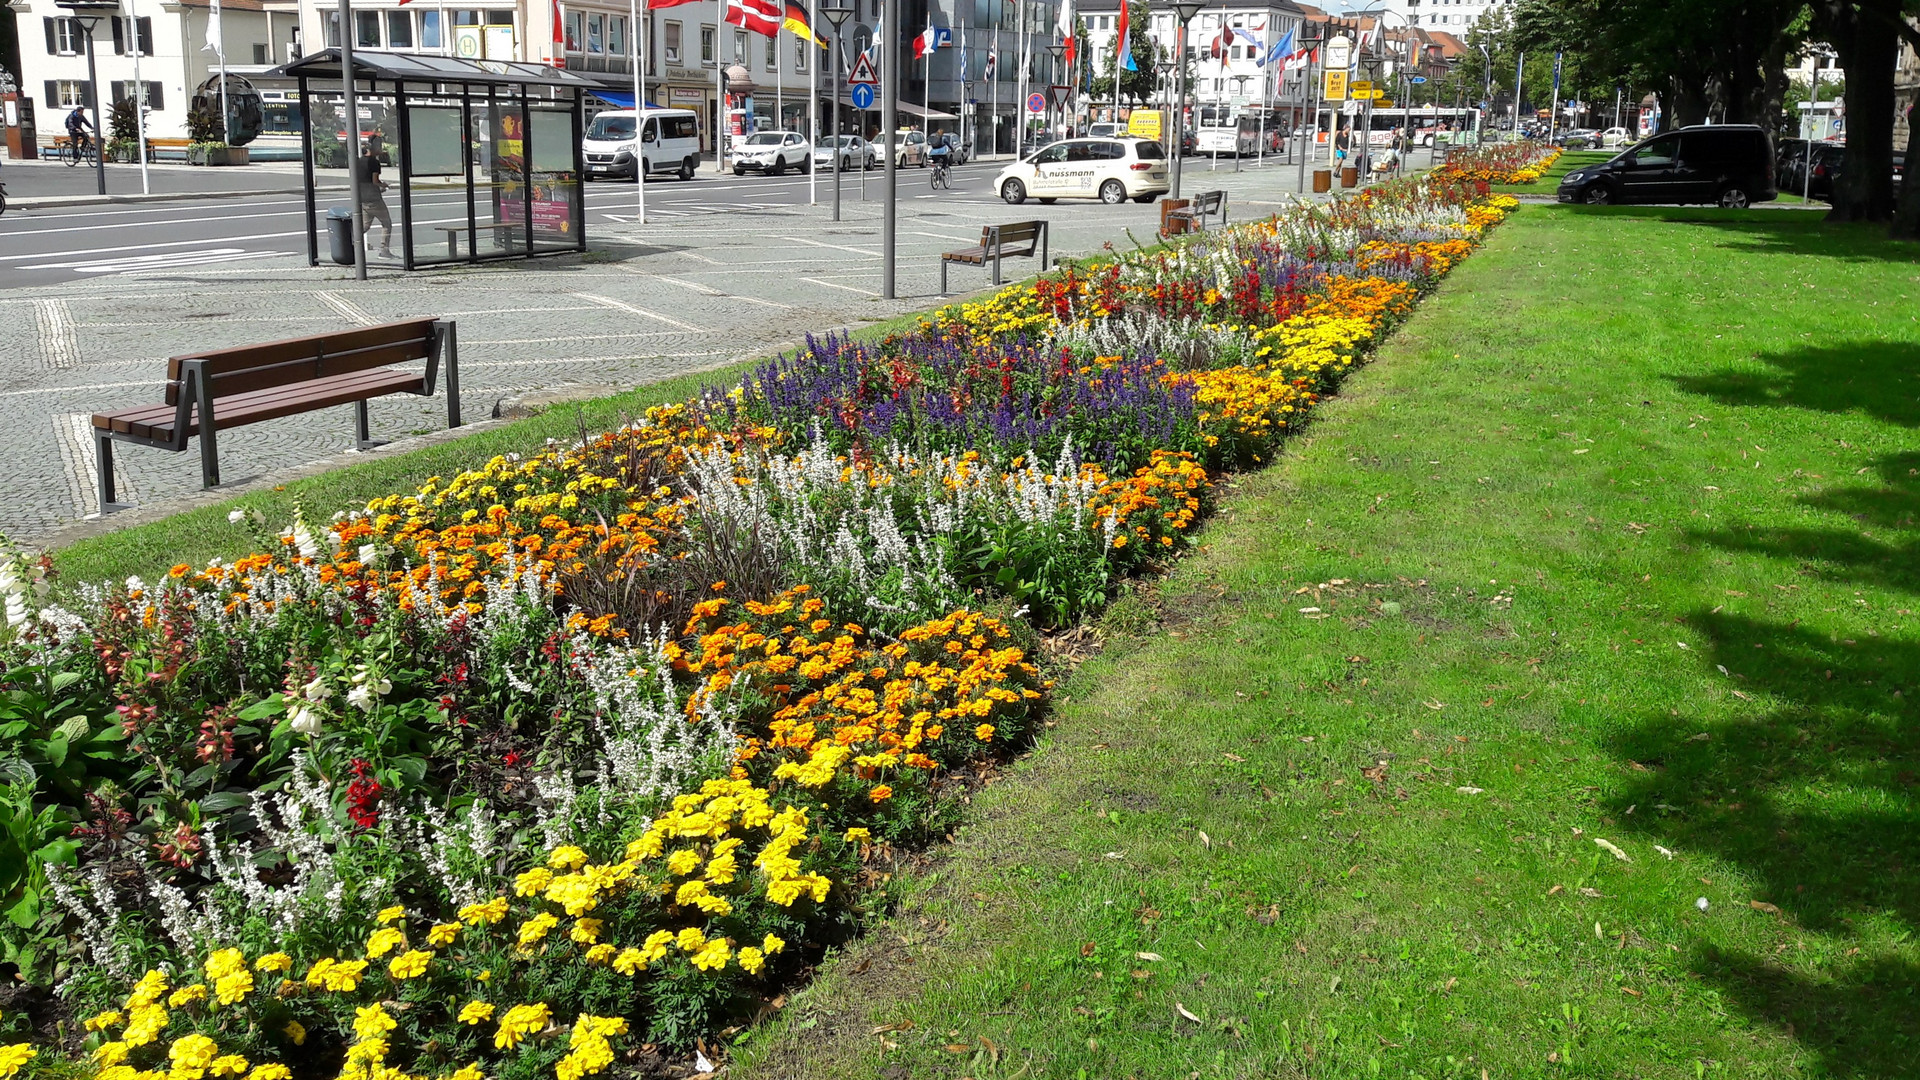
[271,50,595,270]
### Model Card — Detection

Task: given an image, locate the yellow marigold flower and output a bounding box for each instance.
[169,1033,220,1071]
[354,1003,399,1041]
[0,1045,35,1078]
[736,946,766,975]
[869,784,893,802]
[459,1000,496,1026]
[248,1066,293,1080]
[548,844,589,870]
[704,852,738,884]
[316,959,368,992]
[282,1020,306,1046]
[494,1002,552,1050]
[517,912,560,948]
[665,849,701,876]
[583,943,616,965]
[203,947,247,979]
[763,933,786,955]
[365,926,407,958]
[253,952,292,973]
[449,1066,485,1080]
[514,867,554,896]
[689,938,732,971]
[122,1005,166,1047]
[84,1010,125,1032]
[376,905,407,925]
[843,828,872,844]
[388,949,432,980]
[213,969,255,1005]
[975,723,995,741]
[570,918,604,945]
[92,1041,131,1065]
[459,896,510,925]
[168,983,209,1007]
[427,922,461,947]
[210,1054,251,1077]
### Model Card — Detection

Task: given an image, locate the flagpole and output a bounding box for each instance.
[338,0,366,280]
[124,0,148,194]
[809,22,818,204]
[714,0,725,173]
[1295,39,1315,195]
[632,0,646,223]
[988,41,996,157]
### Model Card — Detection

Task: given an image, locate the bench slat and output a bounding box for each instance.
[182,340,438,403]
[170,319,437,378]
[98,369,426,441]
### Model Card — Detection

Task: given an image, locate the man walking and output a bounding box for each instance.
[357,139,394,259]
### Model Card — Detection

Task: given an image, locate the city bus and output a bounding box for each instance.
[1194,104,1290,156]
[1361,106,1481,147]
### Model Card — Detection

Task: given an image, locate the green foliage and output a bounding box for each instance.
[108,96,138,143]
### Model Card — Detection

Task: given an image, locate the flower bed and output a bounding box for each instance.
[1435,142,1562,184]
[0,174,1523,1078]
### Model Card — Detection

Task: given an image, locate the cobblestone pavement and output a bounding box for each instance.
[1,163,1328,541]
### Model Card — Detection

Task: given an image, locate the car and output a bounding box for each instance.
[1085,122,1122,139]
[814,135,876,172]
[996,136,1170,205]
[582,107,703,181]
[1555,124,1776,207]
[1776,138,1845,198]
[1556,128,1598,149]
[929,132,968,165]
[733,131,811,176]
[1019,133,1059,158]
[1599,126,1634,148]
[893,129,931,167]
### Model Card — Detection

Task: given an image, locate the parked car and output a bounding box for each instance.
[733,131,811,175]
[582,107,702,181]
[1084,122,1122,139]
[813,135,876,171]
[1555,128,1598,149]
[929,132,969,165]
[1019,133,1059,159]
[1599,126,1634,148]
[1777,139,1845,199]
[895,129,930,167]
[1555,124,1776,207]
[997,137,1169,205]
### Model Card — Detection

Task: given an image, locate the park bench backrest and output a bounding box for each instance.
[986,221,1045,254]
[163,319,441,406]
[1193,191,1224,213]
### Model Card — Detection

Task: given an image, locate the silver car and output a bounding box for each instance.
[812,135,876,171]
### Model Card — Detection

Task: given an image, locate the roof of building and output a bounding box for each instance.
[267,48,600,89]
[1426,29,1468,57]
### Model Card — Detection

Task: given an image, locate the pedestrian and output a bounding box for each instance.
[1333,124,1351,166]
[356,139,394,260]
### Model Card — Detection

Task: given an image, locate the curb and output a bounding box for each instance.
[10,185,347,210]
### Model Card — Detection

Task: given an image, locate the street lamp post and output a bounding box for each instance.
[1169,0,1204,200]
[56,0,119,196]
[1046,42,1065,138]
[1154,57,1173,156]
[880,0,896,298]
[820,0,854,222]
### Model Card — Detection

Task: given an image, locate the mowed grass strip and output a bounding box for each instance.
[739,207,1920,1078]
[1490,148,1612,194]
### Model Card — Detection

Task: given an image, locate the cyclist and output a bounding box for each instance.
[928,133,952,187]
[66,105,95,162]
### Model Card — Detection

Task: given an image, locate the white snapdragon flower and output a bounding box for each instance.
[302,676,332,702]
[287,701,324,736]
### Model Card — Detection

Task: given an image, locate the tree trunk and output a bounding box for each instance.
[1894,102,1920,238]
[1820,1,1901,221]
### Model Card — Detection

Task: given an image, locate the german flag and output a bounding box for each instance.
[782,0,825,45]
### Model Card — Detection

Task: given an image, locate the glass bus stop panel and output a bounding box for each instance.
[479,94,530,257]
[524,102,583,254]
[405,100,471,264]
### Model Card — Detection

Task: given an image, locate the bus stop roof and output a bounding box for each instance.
[268,49,601,89]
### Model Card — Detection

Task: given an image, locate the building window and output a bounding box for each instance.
[109,79,164,111]
[111,16,155,56]
[324,11,341,46]
[356,10,381,47]
[421,11,444,49]
[252,42,269,63]
[701,25,715,63]
[608,16,626,55]
[795,35,807,71]
[46,17,85,56]
[588,13,604,53]
[566,12,583,52]
[765,32,776,68]
[667,21,684,62]
[53,79,88,107]
[734,29,748,62]
[387,11,414,48]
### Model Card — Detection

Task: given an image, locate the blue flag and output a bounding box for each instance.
[1259,28,1294,68]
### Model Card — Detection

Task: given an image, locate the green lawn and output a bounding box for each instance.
[738,206,1920,1078]
[1492,149,1613,194]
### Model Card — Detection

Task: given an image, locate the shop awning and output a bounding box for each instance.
[267,48,600,89]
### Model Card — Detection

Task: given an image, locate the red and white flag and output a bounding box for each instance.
[726,0,783,38]
[1284,45,1315,71]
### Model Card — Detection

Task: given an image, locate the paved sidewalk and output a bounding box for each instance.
[1,161,1331,542]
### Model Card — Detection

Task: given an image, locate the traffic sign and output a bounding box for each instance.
[1408,75,1428,84]
[1047,84,1072,109]
[1027,91,1046,113]
[1376,99,1395,109]
[850,83,875,109]
[847,53,878,85]
[1350,79,1373,93]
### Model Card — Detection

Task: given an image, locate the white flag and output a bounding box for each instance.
[1054,0,1073,42]
[204,0,224,58]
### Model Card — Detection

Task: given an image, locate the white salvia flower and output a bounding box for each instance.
[302,676,332,702]
[346,684,377,712]
[228,509,248,524]
[358,543,380,565]
[124,575,145,593]
[288,701,324,736]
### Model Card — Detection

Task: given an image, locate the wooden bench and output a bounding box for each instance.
[144,136,192,161]
[1166,189,1228,232]
[939,220,1049,294]
[435,223,525,259]
[90,319,461,512]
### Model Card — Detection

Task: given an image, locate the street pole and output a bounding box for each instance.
[632,0,647,224]
[339,0,366,280]
[715,0,727,173]
[1170,15,1189,198]
[1804,57,1820,200]
[881,0,896,298]
[123,0,149,194]
[809,30,818,205]
[1296,32,1316,194]
[80,19,107,195]
[1513,51,1523,141]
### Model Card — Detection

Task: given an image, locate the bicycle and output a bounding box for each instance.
[64,135,96,168]
[930,157,951,190]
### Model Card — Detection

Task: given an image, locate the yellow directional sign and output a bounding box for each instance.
[1350,79,1373,93]
[1323,71,1348,100]
[1126,110,1163,139]
[1376,98,1395,108]
[1371,89,1387,100]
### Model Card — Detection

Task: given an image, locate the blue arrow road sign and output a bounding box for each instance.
[1408,76,1427,84]
[851,83,876,109]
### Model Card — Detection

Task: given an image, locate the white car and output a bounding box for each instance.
[733,131,811,175]
[1600,126,1634,148]
[996,137,1170,205]
[813,135,876,171]
[582,107,703,181]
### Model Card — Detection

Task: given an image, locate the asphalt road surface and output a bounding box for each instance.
[0,158,1043,289]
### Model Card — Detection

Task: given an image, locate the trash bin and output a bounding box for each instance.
[1312,169,1332,193]
[326,206,355,266]
[1339,165,1359,188]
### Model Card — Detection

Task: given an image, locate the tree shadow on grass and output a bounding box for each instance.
[1687,943,1920,1076]
[1671,343,1920,430]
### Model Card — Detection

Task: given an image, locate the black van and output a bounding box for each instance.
[1556,125,1777,207]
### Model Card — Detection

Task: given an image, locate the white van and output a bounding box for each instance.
[583,107,702,181]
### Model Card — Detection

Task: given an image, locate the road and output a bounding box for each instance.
[0,158,1051,288]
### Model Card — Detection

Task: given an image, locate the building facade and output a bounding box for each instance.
[1075,0,1309,118]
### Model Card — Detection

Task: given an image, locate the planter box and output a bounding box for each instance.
[188,146,251,166]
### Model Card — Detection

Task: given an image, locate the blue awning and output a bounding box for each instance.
[591,91,636,108]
